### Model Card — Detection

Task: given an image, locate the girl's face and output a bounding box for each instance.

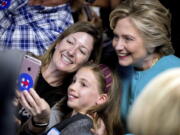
[112,17,149,68]
[67,67,103,114]
[52,32,94,73]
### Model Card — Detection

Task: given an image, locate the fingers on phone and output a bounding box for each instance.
[19,91,31,112]
[19,90,38,116]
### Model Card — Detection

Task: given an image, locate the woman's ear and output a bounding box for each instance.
[96,94,108,105]
[56,42,62,50]
[55,45,59,50]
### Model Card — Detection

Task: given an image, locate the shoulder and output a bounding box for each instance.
[61,114,93,135]
[138,55,180,83]
[157,55,180,67]
[161,55,180,62]
[47,105,64,131]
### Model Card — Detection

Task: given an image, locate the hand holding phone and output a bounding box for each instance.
[17,55,41,91]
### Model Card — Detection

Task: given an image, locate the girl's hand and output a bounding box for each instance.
[88,113,107,135]
[91,118,107,135]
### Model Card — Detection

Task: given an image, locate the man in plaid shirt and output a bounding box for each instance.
[0,0,73,55]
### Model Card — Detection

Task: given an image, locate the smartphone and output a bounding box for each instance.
[17,55,42,91]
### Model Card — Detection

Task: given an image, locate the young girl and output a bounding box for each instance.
[19,63,123,135]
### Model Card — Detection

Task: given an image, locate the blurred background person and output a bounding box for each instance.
[128,68,180,135]
[0,50,25,135]
[0,0,73,55]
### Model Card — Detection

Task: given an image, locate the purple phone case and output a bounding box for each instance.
[17,55,41,91]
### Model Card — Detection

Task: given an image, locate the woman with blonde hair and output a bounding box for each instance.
[109,0,180,133]
[128,68,180,135]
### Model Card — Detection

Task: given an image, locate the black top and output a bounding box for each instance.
[35,73,69,107]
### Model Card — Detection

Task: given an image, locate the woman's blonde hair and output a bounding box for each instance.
[38,21,102,68]
[110,0,174,56]
[128,68,180,135]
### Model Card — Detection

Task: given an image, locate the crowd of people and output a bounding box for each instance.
[0,0,180,135]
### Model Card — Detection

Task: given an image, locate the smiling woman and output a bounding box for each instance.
[109,0,180,134]
[52,32,94,73]
[17,21,103,134]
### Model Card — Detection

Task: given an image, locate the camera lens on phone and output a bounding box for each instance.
[27,67,31,71]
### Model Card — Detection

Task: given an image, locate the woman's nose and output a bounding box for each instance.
[114,39,125,50]
[68,47,77,57]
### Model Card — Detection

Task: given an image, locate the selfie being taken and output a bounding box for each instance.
[0,0,180,135]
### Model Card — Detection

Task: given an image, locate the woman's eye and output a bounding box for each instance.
[67,40,74,45]
[113,33,119,41]
[79,48,86,55]
[124,36,134,41]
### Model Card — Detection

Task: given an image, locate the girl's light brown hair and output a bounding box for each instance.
[83,63,123,135]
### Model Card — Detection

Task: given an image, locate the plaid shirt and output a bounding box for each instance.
[0,0,73,55]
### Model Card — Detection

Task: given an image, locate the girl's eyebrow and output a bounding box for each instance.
[79,77,90,84]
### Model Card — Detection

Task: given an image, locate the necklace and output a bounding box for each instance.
[151,57,159,67]
[135,56,160,70]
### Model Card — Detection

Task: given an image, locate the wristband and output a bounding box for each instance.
[31,117,49,128]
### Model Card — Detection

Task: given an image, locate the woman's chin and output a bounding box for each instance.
[119,61,131,67]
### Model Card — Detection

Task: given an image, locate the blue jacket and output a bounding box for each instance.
[119,55,180,133]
